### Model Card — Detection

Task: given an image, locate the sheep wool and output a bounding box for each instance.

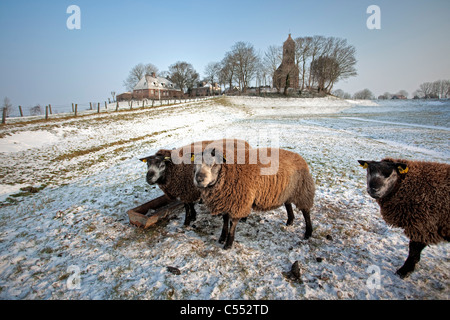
[377,158,450,245]
[202,148,314,218]
[197,147,315,249]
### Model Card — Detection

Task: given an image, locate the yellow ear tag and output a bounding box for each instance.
[360,163,368,169]
[398,166,408,174]
[190,155,195,162]
[142,159,147,163]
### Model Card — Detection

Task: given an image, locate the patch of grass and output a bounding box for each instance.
[0,184,48,207]
[40,247,54,254]
[53,129,166,162]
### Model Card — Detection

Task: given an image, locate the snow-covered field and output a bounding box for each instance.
[0,96,448,300]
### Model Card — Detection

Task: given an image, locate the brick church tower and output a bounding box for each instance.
[273,34,299,92]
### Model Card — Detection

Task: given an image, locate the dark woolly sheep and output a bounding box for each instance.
[193,147,315,249]
[358,158,450,278]
[140,139,251,226]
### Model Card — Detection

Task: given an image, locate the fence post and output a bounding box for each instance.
[45,105,49,120]
[90,102,92,110]
[97,102,100,113]
[72,103,74,112]
[18,106,23,117]
[105,101,107,110]
[75,104,78,116]
[1,108,6,124]
[48,104,52,114]
[116,101,119,111]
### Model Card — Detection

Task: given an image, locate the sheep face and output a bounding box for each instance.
[358,160,408,199]
[140,156,168,185]
[193,149,224,188]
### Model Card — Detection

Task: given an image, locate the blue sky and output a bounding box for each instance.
[0,0,449,108]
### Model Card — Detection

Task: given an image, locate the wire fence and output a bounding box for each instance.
[1,96,216,125]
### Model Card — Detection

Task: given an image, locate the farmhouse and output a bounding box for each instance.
[116,92,132,101]
[189,82,221,97]
[132,73,183,100]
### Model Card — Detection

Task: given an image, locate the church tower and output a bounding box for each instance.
[273,34,299,92]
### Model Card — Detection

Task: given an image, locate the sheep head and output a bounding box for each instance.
[358,159,408,199]
[140,149,172,185]
[192,148,225,189]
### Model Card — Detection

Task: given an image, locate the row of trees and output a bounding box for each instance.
[209,36,357,94]
[334,79,450,100]
[123,35,358,95]
[413,79,450,99]
[123,61,200,94]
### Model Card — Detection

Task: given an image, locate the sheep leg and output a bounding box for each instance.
[183,203,192,226]
[183,202,197,226]
[285,203,294,226]
[396,241,426,279]
[224,217,240,250]
[219,214,229,244]
[301,209,313,239]
[189,203,197,222]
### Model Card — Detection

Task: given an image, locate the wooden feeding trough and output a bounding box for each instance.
[127,195,184,229]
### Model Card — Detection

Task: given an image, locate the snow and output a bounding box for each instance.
[0,97,448,300]
[0,131,61,153]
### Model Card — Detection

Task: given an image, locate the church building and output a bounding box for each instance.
[273,34,299,92]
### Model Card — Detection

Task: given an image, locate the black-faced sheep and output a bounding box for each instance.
[193,147,315,249]
[358,158,450,278]
[140,139,251,226]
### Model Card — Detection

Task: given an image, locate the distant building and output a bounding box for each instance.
[273,34,299,92]
[189,82,221,97]
[132,73,183,100]
[116,92,132,101]
[391,95,407,100]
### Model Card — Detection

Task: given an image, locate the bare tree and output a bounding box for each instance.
[415,80,450,99]
[353,88,374,100]
[123,63,159,91]
[327,38,357,92]
[204,62,221,85]
[382,92,393,99]
[397,90,408,98]
[294,36,312,90]
[307,35,327,89]
[310,56,340,93]
[262,45,282,88]
[294,36,356,93]
[30,104,42,116]
[2,97,12,117]
[167,61,199,93]
[432,80,449,99]
[230,41,260,92]
[445,80,450,98]
[219,52,237,93]
[332,89,351,99]
[417,82,434,98]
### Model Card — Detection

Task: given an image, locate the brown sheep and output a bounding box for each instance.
[193,147,315,249]
[140,139,251,226]
[358,158,450,278]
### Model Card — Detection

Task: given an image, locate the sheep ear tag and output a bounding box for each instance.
[140,158,147,163]
[190,154,195,162]
[398,165,409,174]
[358,161,368,169]
[164,156,172,162]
